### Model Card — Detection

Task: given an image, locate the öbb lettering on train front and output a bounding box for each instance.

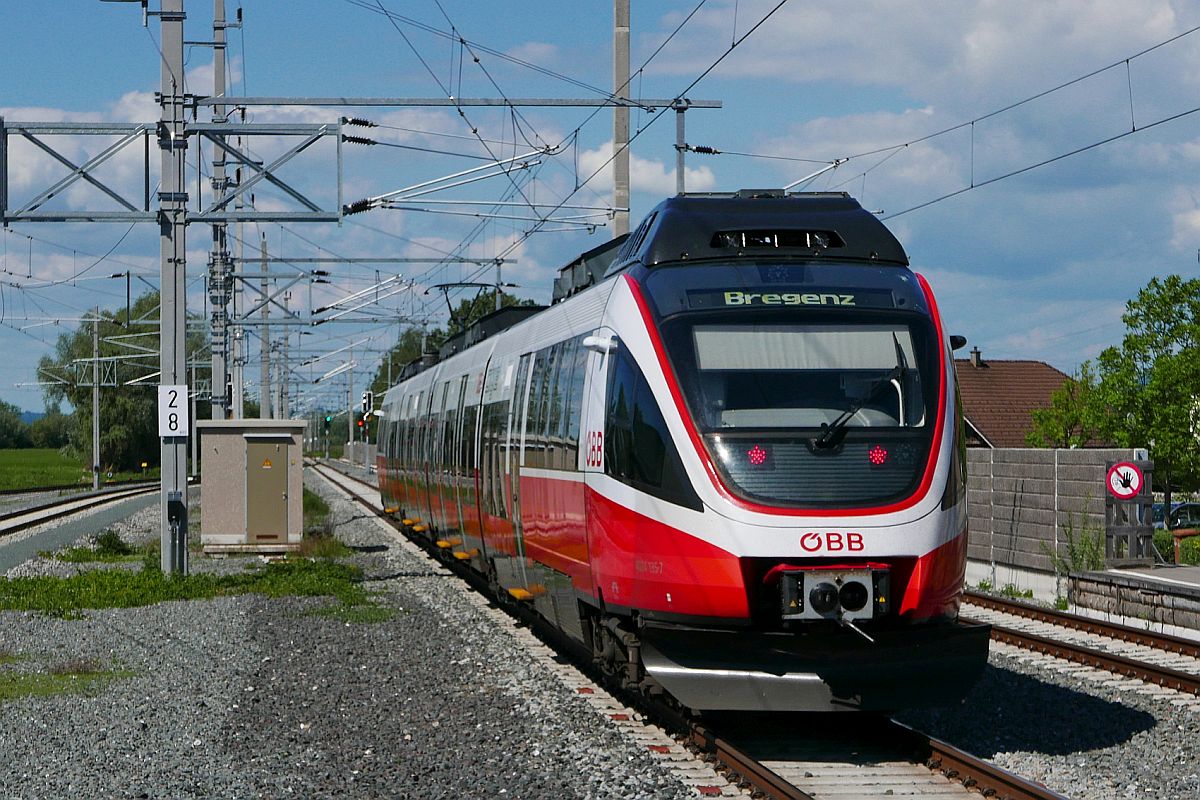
[799,531,866,553]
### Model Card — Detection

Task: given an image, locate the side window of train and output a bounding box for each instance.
[604,348,702,511]
[524,350,547,469]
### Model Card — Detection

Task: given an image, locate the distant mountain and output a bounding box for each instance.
[20,411,43,425]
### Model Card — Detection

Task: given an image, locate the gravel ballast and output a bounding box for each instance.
[4,468,1200,798]
[0,474,717,799]
[898,641,1200,800]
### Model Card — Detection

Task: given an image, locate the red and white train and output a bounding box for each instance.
[377,191,990,711]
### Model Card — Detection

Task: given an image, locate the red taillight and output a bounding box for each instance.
[747,445,768,466]
[868,445,888,466]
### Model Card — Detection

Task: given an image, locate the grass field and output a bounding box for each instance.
[0,449,159,491]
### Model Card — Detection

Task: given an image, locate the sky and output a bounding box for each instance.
[1,0,1199,414]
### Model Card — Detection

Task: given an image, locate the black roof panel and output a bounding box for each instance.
[612,192,908,271]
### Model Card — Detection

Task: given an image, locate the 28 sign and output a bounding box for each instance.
[158,385,190,437]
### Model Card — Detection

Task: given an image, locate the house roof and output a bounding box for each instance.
[953,356,1070,448]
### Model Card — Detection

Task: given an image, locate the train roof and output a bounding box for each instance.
[608,190,909,274]
[399,191,907,382]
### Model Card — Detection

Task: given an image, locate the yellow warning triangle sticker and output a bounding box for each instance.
[262,458,272,468]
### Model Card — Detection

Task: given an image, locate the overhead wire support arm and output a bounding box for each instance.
[194,96,720,110]
[344,149,546,214]
[783,159,849,192]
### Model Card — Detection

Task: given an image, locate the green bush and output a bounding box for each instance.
[1180,536,1200,566]
[1154,529,1176,563]
[1043,510,1105,575]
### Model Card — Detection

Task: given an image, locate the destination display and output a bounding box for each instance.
[686,287,897,310]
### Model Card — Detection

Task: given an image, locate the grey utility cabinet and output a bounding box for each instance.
[196,419,307,553]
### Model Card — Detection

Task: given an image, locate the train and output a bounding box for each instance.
[376,190,990,712]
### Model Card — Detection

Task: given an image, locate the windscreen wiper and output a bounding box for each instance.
[812,365,904,450]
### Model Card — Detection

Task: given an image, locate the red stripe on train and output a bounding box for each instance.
[585,485,749,618]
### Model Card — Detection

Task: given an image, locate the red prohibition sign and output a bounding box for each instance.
[1106,461,1143,500]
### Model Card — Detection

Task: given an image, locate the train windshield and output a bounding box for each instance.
[660,311,940,508]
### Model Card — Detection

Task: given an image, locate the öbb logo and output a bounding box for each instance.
[799,532,865,552]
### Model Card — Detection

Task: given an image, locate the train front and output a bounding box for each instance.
[596,194,990,711]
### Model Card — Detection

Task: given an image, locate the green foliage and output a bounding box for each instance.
[306,600,395,624]
[368,291,536,398]
[976,579,993,592]
[0,448,89,489]
[0,401,32,449]
[1080,275,1200,496]
[52,529,139,563]
[0,661,130,704]
[1054,596,1069,610]
[1154,529,1176,563]
[1026,364,1099,448]
[999,583,1034,599]
[1180,536,1200,566]
[29,409,69,449]
[0,557,373,618]
[1044,510,1107,575]
[302,488,331,530]
[37,291,208,471]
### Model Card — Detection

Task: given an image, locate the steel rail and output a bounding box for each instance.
[886,720,1071,800]
[0,477,159,497]
[309,460,811,800]
[311,459,1072,800]
[0,484,161,539]
[970,616,1200,695]
[964,589,1200,658]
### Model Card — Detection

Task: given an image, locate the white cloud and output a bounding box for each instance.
[577,141,715,197]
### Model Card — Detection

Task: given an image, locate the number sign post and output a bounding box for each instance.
[158,385,190,437]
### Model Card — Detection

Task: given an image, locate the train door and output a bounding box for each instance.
[459,369,485,557]
[404,389,424,523]
[580,327,617,602]
[503,353,534,589]
[428,380,452,532]
[417,384,440,532]
[445,374,467,536]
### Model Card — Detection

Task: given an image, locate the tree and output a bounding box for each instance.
[367,290,538,398]
[1026,362,1100,448]
[0,401,31,448]
[29,408,70,449]
[38,291,208,471]
[1083,275,1200,515]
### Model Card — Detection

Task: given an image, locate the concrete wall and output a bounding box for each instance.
[966,448,1144,574]
[344,442,377,470]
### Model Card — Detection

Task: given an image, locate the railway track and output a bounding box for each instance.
[309,458,1067,800]
[962,590,1200,696]
[0,482,160,539]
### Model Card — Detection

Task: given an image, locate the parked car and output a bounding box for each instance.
[1169,502,1200,530]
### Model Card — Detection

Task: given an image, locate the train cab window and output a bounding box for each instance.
[604,348,701,511]
[661,316,939,508]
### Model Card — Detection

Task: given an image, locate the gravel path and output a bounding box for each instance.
[0,474,714,799]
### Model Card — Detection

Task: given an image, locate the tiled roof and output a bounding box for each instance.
[953,358,1070,448]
